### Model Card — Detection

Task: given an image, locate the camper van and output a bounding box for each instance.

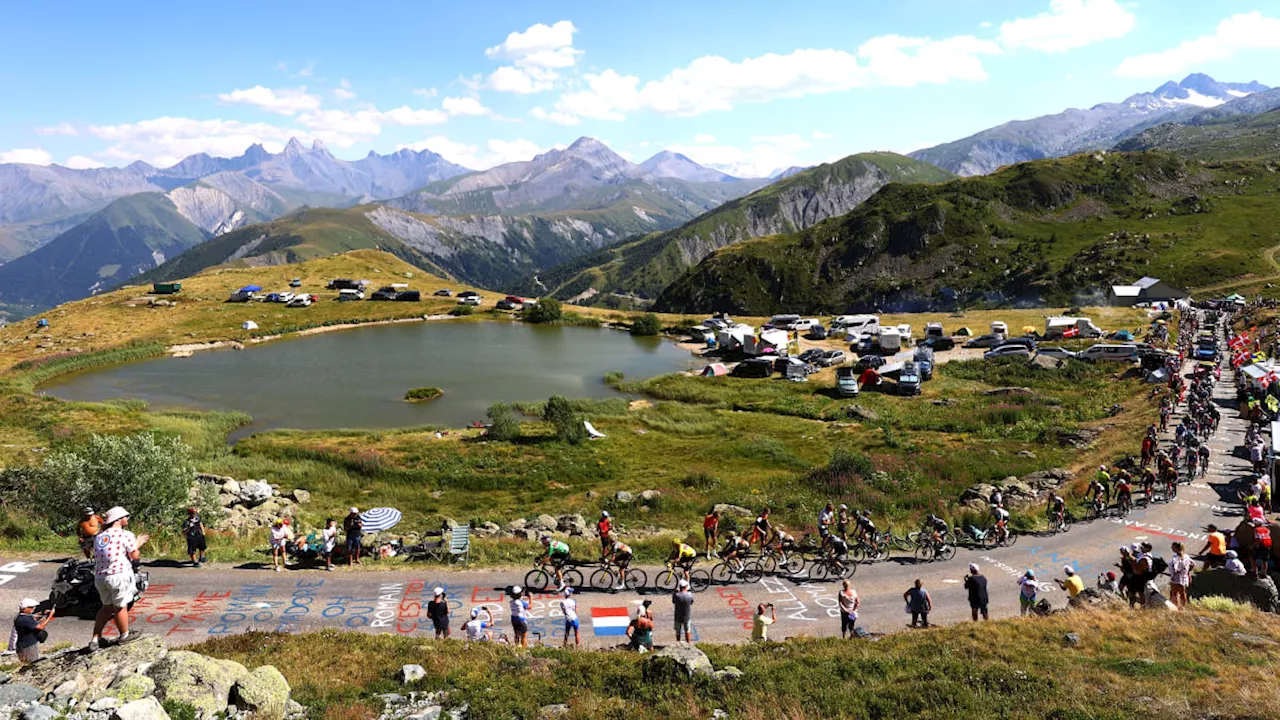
[990,321,1009,337]
[1044,316,1103,340]
[925,322,944,338]
[896,324,913,344]
[768,314,801,329]
[878,327,902,353]
[897,362,922,396]
[836,366,860,397]
[1078,344,1141,363]
[788,318,820,332]
[834,315,879,336]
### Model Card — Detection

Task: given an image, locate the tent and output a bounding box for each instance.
[238,285,263,293]
[584,421,607,439]
[701,363,729,376]
[360,507,402,532]
[954,327,973,337]
[242,320,259,330]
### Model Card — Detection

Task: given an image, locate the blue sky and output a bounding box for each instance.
[3,0,1280,176]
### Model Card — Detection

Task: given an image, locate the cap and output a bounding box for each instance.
[19,598,39,609]
[562,586,574,596]
[470,608,480,618]
[349,507,359,514]
[511,585,523,595]
[678,579,690,589]
[433,587,444,596]
[1025,570,1035,578]
[672,538,681,545]
[103,506,129,524]
[969,563,980,573]
[1227,550,1238,558]
[82,506,94,515]
[1106,571,1116,581]
[1063,566,1075,575]
[839,504,848,510]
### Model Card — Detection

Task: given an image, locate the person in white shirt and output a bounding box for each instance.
[509,586,531,647]
[89,506,148,651]
[321,519,339,571]
[1225,550,1247,576]
[1167,541,1195,610]
[461,607,493,641]
[269,519,293,572]
[559,586,580,647]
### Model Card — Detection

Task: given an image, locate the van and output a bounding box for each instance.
[897,324,913,344]
[897,362,922,396]
[337,289,364,302]
[768,314,801,328]
[1078,344,1140,363]
[788,318,819,332]
[1044,316,1103,339]
[878,327,902,353]
[913,346,935,380]
[925,322,944,338]
[835,315,879,336]
[836,366,860,397]
[990,321,1009,336]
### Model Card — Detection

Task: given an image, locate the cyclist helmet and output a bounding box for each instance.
[601,511,610,518]
[672,538,682,545]
[839,504,848,510]
[540,535,550,545]
[727,530,738,539]
[1099,465,1107,471]
[562,586,574,596]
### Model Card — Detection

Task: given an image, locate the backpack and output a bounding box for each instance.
[1150,555,1169,575]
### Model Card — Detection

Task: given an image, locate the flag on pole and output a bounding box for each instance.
[1063,326,1080,338]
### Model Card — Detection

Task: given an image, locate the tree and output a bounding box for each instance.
[544,395,586,444]
[3,432,196,528]
[485,402,522,442]
[630,313,661,336]
[523,298,562,324]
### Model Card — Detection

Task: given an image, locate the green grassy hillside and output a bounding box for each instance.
[520,153,953,306]
[655,151,1280,314]
[1116,108,1280,161]
[0,193,207,312]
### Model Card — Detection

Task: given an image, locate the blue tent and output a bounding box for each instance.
[237,285,263,293]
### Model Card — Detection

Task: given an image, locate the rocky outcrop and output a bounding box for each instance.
[149,651,248,719]
[644,644,714,679]
[193,473,303,532]
[1190,569,1280,612]
[232,666,292,720]
[111,697,170,720]
[960,468,1073,511]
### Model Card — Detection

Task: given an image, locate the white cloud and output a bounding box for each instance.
[0,147,53,165]
[550,35,1000,122]
[999,0,1136,53]
[36,122,78,136]
[693,133,716,144]
[397,135,548,170]
[1115,11,1280,78]
[812,130,832,140]
[88,117,302,166]
[218,85,322,115]
[486,20,581,94]
[442,96,493,117]
[333,78,356,101]
[530,106,581,126]
[64,155,105,169]
[664,136,811,178]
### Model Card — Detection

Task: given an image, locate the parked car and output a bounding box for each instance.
[337,289,364,302]
[806,325,828,340]
[817,349,847,367]
[835,366,860,397]
[327,278,363,291]
[1037,346,1077,361]
[917,335,955,351]
[496,299,520,310]
[732,358,774,378]
[774,357,817,375]
[855,354,886,371]
[1077,344,1141,363]
[434,289,454,297]
[266,292,294,303]
[963,333,1006,349]
[799,349,825,364]
[289,278,302,288]
[286,294,313,307]
[897,362,922,396]
[458,290,480,298]
[394,290,421,302]
[997,337,1038,351]
[985,344,1032,360]
[458,295,482,306]
[370,287,400,301]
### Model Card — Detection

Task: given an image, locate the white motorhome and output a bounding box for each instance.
[716,324,755,350]
[990,321,1009,337]
[768,314,801,328]
[836,315,880,337]
[878,327,902,353]
[1044,316,1104,339]
[745,328,790,356]
[925,322,945,337]
[896,324,913,344]
[1078,344,1140,363]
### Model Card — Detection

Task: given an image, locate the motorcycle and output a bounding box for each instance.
[49,558,149,611]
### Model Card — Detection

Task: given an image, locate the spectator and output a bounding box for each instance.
[1253,518,1272,577]
[461,607,492,641]
[596,511,612,560]
[343,508,364,566]
[1168,542,1194,610]
[509,586,531,648]
[703,508,720,559]
[627,605,654,652]
[76,507,102,559]
[838,579,860,638]
[269,519,291,572]
[964,563,989,621]
[11,599,54,663]
[427,587,450,639]
[904,578,932,628]
[672,579,695,643]
[1018,571,1042,616]
[559,587,580,648]
[751,603,776,642]
[1055,566,1084,607]
[1198,525,1228,569]
[321,518,338,571]
[88,506,148,651]
[182,507,207,567]
[1097,571,1121,596]
[1225,550,1247,576]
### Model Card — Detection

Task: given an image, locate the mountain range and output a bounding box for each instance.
[910,74,1270,176]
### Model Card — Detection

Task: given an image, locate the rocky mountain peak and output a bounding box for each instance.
[282,138,306,156]
[311,139,331,156]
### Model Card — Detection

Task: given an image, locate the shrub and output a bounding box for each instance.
[485,402,521,442]
[404,386,444,402]
[448,305,474,317]
[603,371,625,387]
[544,395,586,444]
[803,448,875,497]
[523,298,563,324]
[630,313,662,336]
[2,433,195,529]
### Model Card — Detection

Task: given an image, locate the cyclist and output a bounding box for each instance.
[1184,444,1198,479]
[837,504,851,540]
[751,508,773,551]
[772,527,797,553]
[604,534,634,590]
[539,535,571,588]
[1197,444,1210,477]
[702,508,720,559]
[1046,493,1066,529]
[855,509,877,543]
[1095,465,1112,505]
[924,514,949,547]
[1115,473,1133,514]
[990,504,1010,543]
[1139,468,1157,503]
[1087,475,1107,512]
[720,531,751,573]
[667,538,699,579]
[826,533,851,575]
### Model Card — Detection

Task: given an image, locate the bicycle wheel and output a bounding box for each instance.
[907,531,922,544]
[936,544,956,562]
[808,561,832,582]
[913,544,934,563]
[563,568,585,589]
[1001,532,1018,548]
[782,554,807,576]
[524,568,552,592]
[841,560,858,578]
[892,534,914,552]
[654,570,678,591]
[590,568,617,592]
[849,545,868,564]
[688,569,711,593]
[710,563,733,584]
[757,554,779,575]
[624,568,648,591]
[739,562,764,584]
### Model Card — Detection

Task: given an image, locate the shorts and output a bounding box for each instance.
[818,526,830,538]
[564,618,579,632]
[347,535,363,551]
[512,617,528,634]
[615,552,633,567]
[841,612,857,633]
[17,644,40,662]
[1019,596,1035,609]
[838,523,848,536]
[704,527,716,540]
[674,619,691,636]
[79,536,95,554]
[187,535,207,554]
[432,618,449,633]
[551,550,570,565]
[95,572,136,608]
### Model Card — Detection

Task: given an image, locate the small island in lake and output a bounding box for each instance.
[404,386,444,402]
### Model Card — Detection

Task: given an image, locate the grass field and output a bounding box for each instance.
[186,603,1280,720]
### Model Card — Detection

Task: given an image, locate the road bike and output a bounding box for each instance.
[709,558,764,584]
[1047,510,1072,534]
[523,558,585,592]
[849,536,890,563]
[653,564,711,592]
[983,524,1018,548]
[879,529,915,553]
[588,564,648,593]
[913,536,956,562]
[807,554,856,581]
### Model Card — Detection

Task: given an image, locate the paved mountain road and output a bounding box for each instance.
[0,357,1249,649]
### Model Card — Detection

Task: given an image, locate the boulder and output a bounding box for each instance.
[1189,569,1280,612]
[475,522,502,537]
[531,515,559,532]
[984,387,1033,396]
[1064,633,1080,648]
[1021,468,1072,490]
[91,697,123,711]
[1231,632,1279,647]
[556,515,587,536]
[644,644,713,680]
[1016,450,1037,459]
[290,489,312,504]
[712,504,752,518]
[538,704,569,719]
[19,705,58,720]
[506,518,528,532]
[52,678,82,700]
[614,491,634,505]
[238,480,274,507]
[13,634,167,697]
[960,484,997,504]
[639,490,662,503]
[843,405,880,422]
[0,684,43,707]
[149,651,248,719]
[397,665,426,684]
[112,697,171,720]
[221,479,241,496]
[233,666,291,720]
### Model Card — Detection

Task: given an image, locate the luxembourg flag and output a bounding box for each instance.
[590,607,631,636]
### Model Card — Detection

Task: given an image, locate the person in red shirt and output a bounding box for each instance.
[596,512,612,559]
[1253,518,1272,577]
[703,509,720,559]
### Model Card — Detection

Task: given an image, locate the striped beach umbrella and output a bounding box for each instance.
[360,507,403,532]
